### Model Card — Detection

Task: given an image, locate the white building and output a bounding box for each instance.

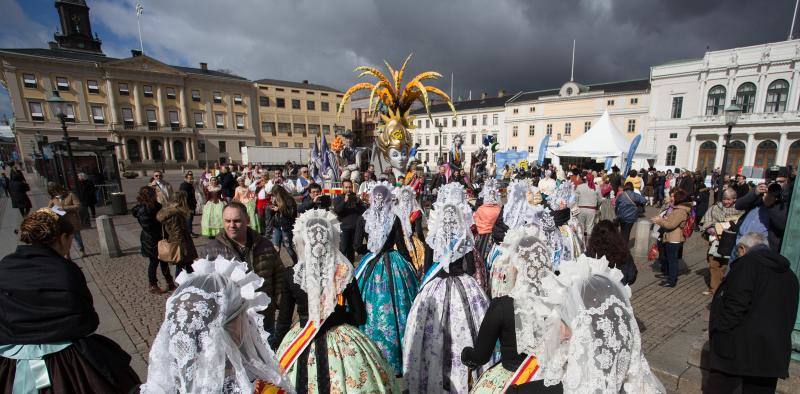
[648,39,800,173]
[410,92,509,169]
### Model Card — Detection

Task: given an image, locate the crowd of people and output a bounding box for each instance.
[0,156,797,393]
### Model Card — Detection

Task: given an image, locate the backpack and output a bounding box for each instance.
[682,206,696,239]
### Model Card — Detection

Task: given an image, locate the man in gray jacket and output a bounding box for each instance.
[575,173,601,237]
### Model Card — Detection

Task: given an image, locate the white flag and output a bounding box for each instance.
[136,3,144,16]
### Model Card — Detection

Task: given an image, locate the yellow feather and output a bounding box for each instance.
[337,82,374,120]
[396,53,413,91]
[354,66,395,100]
[424,85,457,116]
[411,81,431,117]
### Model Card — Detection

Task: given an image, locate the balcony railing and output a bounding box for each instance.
[693,110,800,126]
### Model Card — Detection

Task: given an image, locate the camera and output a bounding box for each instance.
[764,165,788,185]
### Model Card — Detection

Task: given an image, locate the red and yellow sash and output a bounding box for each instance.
[277,295,344,373]
[504,355,541,391]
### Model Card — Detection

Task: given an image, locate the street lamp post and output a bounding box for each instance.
[718,101,742,199]
[438,125,443,165]
[47,91,79,189]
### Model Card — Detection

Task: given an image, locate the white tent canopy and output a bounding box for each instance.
[552,110,631,158]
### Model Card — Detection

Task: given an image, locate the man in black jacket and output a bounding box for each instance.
[332,179,366,262]
[74,173,97,226]
[218,166,236,202]
[298,183,330,213]
[179,172,198,237]
[734,174,790,254]
[705,232,799,393]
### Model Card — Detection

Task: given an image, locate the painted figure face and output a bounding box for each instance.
[388,147,408,172]
[454,136,463,148]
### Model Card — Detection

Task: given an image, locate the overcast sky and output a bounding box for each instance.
[1,0,798,118]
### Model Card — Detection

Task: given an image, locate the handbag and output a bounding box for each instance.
[716,228,738,258]
[157,226,183,264]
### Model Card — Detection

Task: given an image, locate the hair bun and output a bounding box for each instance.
[19,209,73,245]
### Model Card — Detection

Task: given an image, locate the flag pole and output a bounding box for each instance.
[136,3,145,53]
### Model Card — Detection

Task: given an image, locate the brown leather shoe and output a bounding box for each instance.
[148,284,164,294]
[165,280,177,292]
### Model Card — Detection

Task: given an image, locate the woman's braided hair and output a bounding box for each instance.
[19,208,75,245]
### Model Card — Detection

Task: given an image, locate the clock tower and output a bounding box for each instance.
[52,0,103,53]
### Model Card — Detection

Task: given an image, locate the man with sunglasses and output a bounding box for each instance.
[733,166,792,255]
[149,170,173,205]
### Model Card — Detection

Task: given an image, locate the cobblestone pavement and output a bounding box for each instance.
[3,174,715,388]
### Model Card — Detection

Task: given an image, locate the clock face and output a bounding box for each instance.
[71,14,82,33]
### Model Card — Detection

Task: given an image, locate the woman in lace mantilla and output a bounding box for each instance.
[462,224,564,393]
[352,182,420,375]
[403,183,490,393]
[393,185,430,277]
[472,178,502,292]
[274,209,399,393]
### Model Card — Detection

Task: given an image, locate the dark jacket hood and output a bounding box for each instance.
[746,246,790,273]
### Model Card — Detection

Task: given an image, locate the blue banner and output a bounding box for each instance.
[623,134,641,175]
[495,150,530,177]
[604,157,613,172]
[537,135,550,166]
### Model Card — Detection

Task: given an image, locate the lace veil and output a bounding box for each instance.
[141,257,292,393]
[479,177,500,205]
[363,182,395,254]
[503,179,536,229]
[292,209,354,326]
[393,185,421,239]
[425,183,474,272]
[538,256,664,392]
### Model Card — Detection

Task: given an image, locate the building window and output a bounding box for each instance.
[234,94,243,105]
[322,125,330,134]
[425,119,430,128]
[119,83,130,96]
[262,122,276,136]
[91,105,105,124]
[122,108,134,129]
[425,136,430,145]
[214,113,225,128]
[472,116,477,126]
[434,136,439,145]
[307,100,315,110]
[765,79,789,113]
[259,96,269,107]
[735,83,756,114]
[417,120,422,129]
[512,146,517,151]
[293,124,306,136]
[630,97,638,105]
[584,121,591,132]
[278,122,291,135]
[546,124,552,135]
[471,133,477,144]
[308,124,319,136]
[166,87,176,99]
[669,132,678,139]
[276,88,285,92]
[264,141,273,147]
[56,77,69,91]
[194,112,205,128]
[276,98,285,108]
[513,108,519,114]
[213,91,223,103]
[443,118,448,127]
[22,73,37,88]
[28,102,44,121]
[291,99,301,109]
[197,140,206,153]
[493,114,499,125]
[60,104,75,122]
[334,125,345,135]
[529,106,535,112]
[143,85,153,97]
[191,89,201,102]
[279,142,289,148]
[236,114,245,129]
[321,102,329,111]
[443,135,448,145]
[169,111,179,130]
[291,89,300,93]
[462,117,467,126]
[528,125,535,136]
[671,97,683,118]
[627,119,636,133]
[565,123,572,136]
[219,141,226,153]
[705,85,726,115]
[512,126,518,137]
[482,114,487,126]
[294,142,303,148]
[87,80,99,94]
[145,109,157,130]
[239,141,246,152]
[607,99,615,106]
[528,146,535,153]
[665,145,677,166]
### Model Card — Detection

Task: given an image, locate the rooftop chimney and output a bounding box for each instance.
[302,80,309,84]
[480,92,487,100]
[498,89,505,98]
[131,49,142,57]
[200,62,208,71]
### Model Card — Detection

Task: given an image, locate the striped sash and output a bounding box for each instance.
[503,355,541,391]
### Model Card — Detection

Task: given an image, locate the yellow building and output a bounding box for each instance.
[504,79,650,161]
[255,79,352,149]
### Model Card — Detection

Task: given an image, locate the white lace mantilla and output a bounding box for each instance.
[426,183,474,272]
[363,182,396,254]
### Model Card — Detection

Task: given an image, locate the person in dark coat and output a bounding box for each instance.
[298,183,331,213]
[332,179,366,262]
[0,172,9,197]
[156,191,198,277]
[8,164,31,217]
[218,166,236,202]
[179,172,198,237]
[734,178,790,254]
[585,219,638,285]
[75,172,97,226]
[0,208,140,392]
[705,232,799,393]
[132,186,174,294]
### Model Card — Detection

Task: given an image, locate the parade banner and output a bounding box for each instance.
[495,150,530,177]
[623,134,641,176]
[537,135,550,166]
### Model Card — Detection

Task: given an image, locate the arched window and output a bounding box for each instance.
[725,141,746,174]
[787,140,800,167]
[173,139,186,163]
[765,79,789,112]
[735,83,756,114]
[706,85,726,115]
[150,139,164,162]
[697,141,717,172]
[754,140,778,168]
[665,145,677,166]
